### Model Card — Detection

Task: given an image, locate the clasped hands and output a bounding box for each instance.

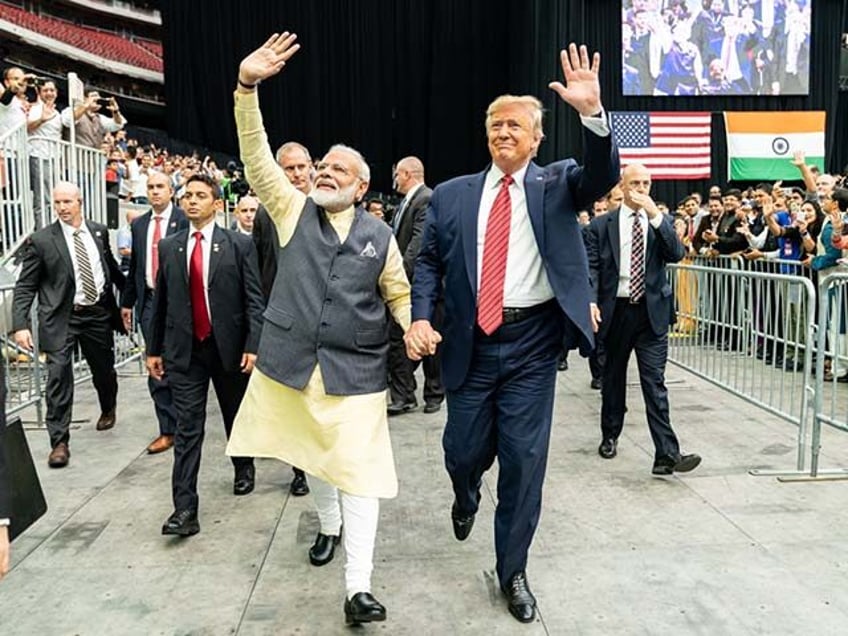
[404,320,442,361]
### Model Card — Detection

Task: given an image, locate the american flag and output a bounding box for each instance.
[609,112,712,180]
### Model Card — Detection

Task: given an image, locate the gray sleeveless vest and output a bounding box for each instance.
[256,200,392,395]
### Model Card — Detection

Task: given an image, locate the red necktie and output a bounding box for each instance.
[477,174,514,335]
[151,216,162,286]
[190,231,212,341]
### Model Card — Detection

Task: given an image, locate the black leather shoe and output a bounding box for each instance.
[451,501,475,541]
[557,357,569,371]
[598,438,617,459]
[423,401,442,414]
[95,409,116,431]
[290,469,309,496]
[501,571,536,623]
[652,453,702,475]
[234,464,255,496]
[309,529,342,566]
[590,377,602,390]
[344,592,386,625]
[387,400,417,416]
[162,509,199,536]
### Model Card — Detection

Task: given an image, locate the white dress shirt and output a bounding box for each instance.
[476,163,554,308]
[27,102,63,158]
[60,221,106,305]
[145,204,173,289]
[185,222,215,323]
[616,203,663,297]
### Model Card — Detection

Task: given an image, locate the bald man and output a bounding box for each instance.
[13,182,126,467]
[387,156,443,414]
[584,163,700,475]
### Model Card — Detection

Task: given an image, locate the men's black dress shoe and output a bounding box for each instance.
[309,529,342,566]
[557,357,569,371]
[162,509,199,536]
[598,438,617,459]
[652,453,702,475]
[501,571,537,623]
[387,400,417,416]
[96,409,116,431]
[423,401,442,414]
[590,377,602,390]
[344,592,386,625]
[290,468,309,496]
[451,501,475,541]
[233,465,255,496]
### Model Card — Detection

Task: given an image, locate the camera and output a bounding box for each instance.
[26,75,49,86]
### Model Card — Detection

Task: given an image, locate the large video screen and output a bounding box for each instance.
[622,1,812,96]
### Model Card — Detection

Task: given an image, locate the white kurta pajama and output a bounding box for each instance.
[226,90,410,500]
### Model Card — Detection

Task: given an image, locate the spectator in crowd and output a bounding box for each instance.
[365,198,385,221]
[61,89,125,149]
[27,80,62,227]
[275,141,313,194]
[116,206,143,275]
[0,67,30,138]
[12,182,125,468]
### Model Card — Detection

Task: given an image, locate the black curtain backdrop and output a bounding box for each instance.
[162,0,848,205]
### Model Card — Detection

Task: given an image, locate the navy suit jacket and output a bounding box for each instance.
[121,206,188,314]
[584,208,686,338]
[412,129,619,391]
[148,225,265,374]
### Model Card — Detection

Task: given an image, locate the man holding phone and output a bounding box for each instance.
[60,88,125,149]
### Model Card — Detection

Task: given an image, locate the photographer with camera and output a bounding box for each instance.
[0,67,36,138]
[60,88,125,149]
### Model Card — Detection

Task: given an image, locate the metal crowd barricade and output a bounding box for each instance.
[796,270,848,481]
[668,256,816,473]
[1,123,34,259]
[0,282,44,423]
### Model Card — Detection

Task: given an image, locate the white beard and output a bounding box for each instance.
[311,182,358,212]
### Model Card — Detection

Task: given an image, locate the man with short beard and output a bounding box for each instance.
[227,33,410,626]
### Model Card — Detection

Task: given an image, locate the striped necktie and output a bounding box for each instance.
[477,174,514,334]
[73,229,99,303]
[630,212,645,302]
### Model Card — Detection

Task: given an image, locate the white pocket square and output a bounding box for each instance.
[360,241,377,258]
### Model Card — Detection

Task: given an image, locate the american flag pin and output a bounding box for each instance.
[170,222,176,228]
[536,176,543,180]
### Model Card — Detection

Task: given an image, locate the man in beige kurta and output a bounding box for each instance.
[226,32,409,626]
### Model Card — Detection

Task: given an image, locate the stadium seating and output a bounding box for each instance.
[0,3,162,72]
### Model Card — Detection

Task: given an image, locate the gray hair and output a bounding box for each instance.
[327,143,370,182]
[275,141,312,165]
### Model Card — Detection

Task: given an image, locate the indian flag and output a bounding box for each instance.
[724,111,826,181]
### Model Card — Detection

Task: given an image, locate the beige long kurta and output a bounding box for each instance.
[226,90,411,499]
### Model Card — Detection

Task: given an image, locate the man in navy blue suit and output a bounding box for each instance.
[584,163,701,476]
[407,44,619,624]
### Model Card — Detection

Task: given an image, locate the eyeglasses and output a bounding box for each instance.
[315,162,357,179]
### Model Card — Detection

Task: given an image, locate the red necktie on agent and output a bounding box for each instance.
[477,174,514,335]
[190,231,212,341]
[630,212,646,302]
[151,216,162,286]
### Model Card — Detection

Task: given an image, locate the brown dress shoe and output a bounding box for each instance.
[96,409,116,431]
[146,434,174,454]
[48,442,70,468]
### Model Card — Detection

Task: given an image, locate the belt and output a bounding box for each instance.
[616,296,644,306]
[501,300,557,325]
[73,294,107,313]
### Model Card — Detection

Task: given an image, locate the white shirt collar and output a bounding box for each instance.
[486,162,529,191]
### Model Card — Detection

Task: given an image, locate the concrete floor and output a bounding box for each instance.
[1,359,847,635]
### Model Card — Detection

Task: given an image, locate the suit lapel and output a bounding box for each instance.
[461,172,487,296]
[207,225,225,285]
[137,212,151,271]
[50,222,74,281]
[85,221,110,284]
[608,209,621,271]
[174,230,189,286]
[524,163,545,248]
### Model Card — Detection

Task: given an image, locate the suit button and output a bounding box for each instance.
[321,322,329,327]
[324,298,332,304]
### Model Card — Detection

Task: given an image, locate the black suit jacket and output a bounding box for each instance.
[394,185,432,279]
[148,225,264,373]
[585,208,686,338]
[0,361,8,520]
[121,206,188,314]
[13,220,126,351]
[251,205,279,301]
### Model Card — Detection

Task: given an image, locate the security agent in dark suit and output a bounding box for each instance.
[408,44,619,623]
[120,171,189,455]
[13,181,126,469]
[386,156,444,415]
[147,174,264,537]
[584,163,701,475]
